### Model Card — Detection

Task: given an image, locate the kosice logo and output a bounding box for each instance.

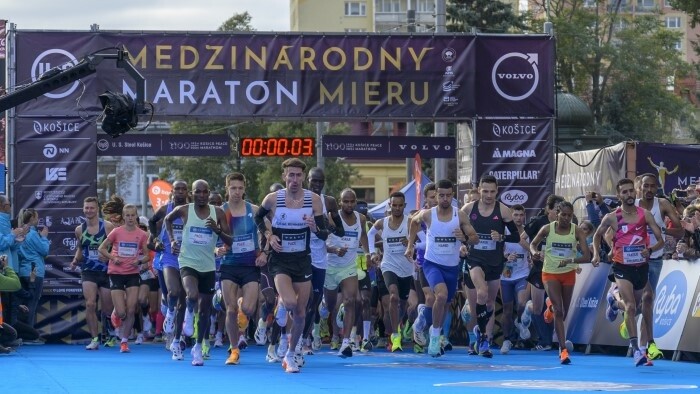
[491,52,540,101]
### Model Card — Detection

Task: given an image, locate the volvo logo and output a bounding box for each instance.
[491,52,540,101]
[31,49,80,99]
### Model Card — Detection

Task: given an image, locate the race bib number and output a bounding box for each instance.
[173,224,184,242]
[282,233,306,253]
[118,242,138,258]
[622,245,645,265]
[474,234,496,251]
[231,233,255,254]
[503,264,513,278]
[140,269,155,281]
[88,245,99,260]
[550,242,573,258]
[340,231,359,248]
[434,236,457,255]
[386,237,406,254]
[188,227,213,246]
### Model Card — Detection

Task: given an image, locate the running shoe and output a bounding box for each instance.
[266,344,280,363]
[521,300,533,328]
[183,309,195,337]
[110,310,122,329]
[500,339,512,355]
[633,349,647,367]
[338,341,353,358]
[647,342,663,360]
[619,317,630,340]
[606,291,619,322]
[294,352,305,368]
[202,340,211,359]
[225,348,240,365]
[142,315,152,333]
[336,303,345,329]
[330,336,340,351]
[515,319,531,340]
[644,353,654,367]
[275,303,288,327]
[560,348,571,365]
[415,304,426,331]
[440,335,453,351]
[319,319,330,339]
[282,354,300,373]
[467,341,478,356]
[191,343,204,366]
[376,336,387,348]
[478,336,491,358]
[238,335,248,351]
[532,344,552,351]
[214,332,224,348]
[85,338,100,351]
[543,297,554,324]
[428,335,441,357]
[103,336,118,348]
[390,333,403,352]
[277,334,290,358]
[120,341,130,353]
[254,319,267,345]
[163,310,175,334]
[312,335,322,351]
[413,327,427,347]
[170,341,184,361]
[565,340,573,353]
[402,323,412,341]
[360,338,373,353]
[135,333,144,345]
[237,298,249,331]
[153,334,164,343]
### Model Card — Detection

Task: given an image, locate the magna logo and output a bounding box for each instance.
[31,49,80,99]
[491,52,540,101]
[501,189,528,206]
[653,270,687,337]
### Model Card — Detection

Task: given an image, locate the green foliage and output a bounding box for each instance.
[446,0,531,33]
[218,11,256,32]
[669,0,700,27]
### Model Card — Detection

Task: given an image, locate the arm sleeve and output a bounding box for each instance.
[503,220,521,243]
[367,225,379,254]
[313,215,330,241]
[28,232,51,257]
[328,211,345,237]
[254,206,271,235]
[0,234,15,251]
[586,202,602,229]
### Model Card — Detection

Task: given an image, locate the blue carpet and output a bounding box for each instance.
[2,343,698,393]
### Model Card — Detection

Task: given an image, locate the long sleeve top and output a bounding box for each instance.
[18,227,50,278]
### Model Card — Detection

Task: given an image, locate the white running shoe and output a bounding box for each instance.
[238,335,248,350]
[214,332,224,348]
[254,319,267,345]
[163,310,175,335]
[515,319,531,340]
[413,328,427,347]
[277,334,289,358]
[191,343,204,366]
[135,333,144,345]
[275,304,288,327]
[183,309,195,337]
[311,335,322,351]
[500,339,513,354]
[142,315,152,333]
[170,341,184,361]
[266,344,280,363]
[338,341,353,358]
[282,354,299,373]
[85,338,100,350]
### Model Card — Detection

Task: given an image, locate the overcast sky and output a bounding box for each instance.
[3,0,290,32]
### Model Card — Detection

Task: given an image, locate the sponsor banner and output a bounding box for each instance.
[322,135,455,158]
[96,133,231,156]
[653,262,700,350]
[15,116,95,142]
[556,142,627,219]
[636,143,700,195]
[0,19,6,60]
[14,32,482,119]
[148,180,172,210]
[678,272,700,353]
[474,118,553,212]
[0,20,6,163]
[35,295,91,343]
[475,36,555,117]
[564,263,610,344]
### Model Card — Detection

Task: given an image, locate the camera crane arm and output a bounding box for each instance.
[0,47,145,114]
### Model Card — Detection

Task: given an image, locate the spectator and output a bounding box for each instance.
[0,254,21,353]
[17,208,50,330]
[0,195,26,328]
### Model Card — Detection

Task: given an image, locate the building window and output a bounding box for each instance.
[674,40,682,51]
[376,0,400,13]
[666,16,681,28]
[354,188,376,203]
[345,28,367,32]
[417,0,435,13]
[583,0,596,7]
[345,1,367,16]
[638,0,654,6]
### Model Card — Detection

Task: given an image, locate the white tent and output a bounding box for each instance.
[367,175,459,220]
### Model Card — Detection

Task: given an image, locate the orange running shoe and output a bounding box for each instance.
[560,348,570,365]
[120,342,130,353]
[544,298,554,324]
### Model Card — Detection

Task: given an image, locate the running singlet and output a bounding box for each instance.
[271,189,313,261]
[502,230,529,280]
[222,201,258,267]
[612,206,649,265]
[635,198,665,259]
[80,219,108,272]
[380,215,413,278]
[179,204,219,272]
[159,202,184,267]
[543,221,577,274]
[424,206,461,267]
[466,201,506,267]
[310,195,328,269]
[327,211,361,268]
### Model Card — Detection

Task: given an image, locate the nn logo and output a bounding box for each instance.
[42,143,70,159]
[653,270,687,337]
[45,167,67,181]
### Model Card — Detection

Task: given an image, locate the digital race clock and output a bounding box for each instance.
[239,137,315,157]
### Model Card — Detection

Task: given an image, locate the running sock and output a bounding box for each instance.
[429,326,441,337]
[424,307,433,327]
[363,321,371,340]
[476,303,488,332]
[350,326,357,341]
[630,337,639,352]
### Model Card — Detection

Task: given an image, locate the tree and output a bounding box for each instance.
[533,0,693,141]
[446,0,530,33]
[669,1,700,27]
[218,11,256,32]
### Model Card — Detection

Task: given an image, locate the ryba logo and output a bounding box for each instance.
[31,49,80,99]
[491,52,540,101]
[654,270,687,337]
[501,190,528,206]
